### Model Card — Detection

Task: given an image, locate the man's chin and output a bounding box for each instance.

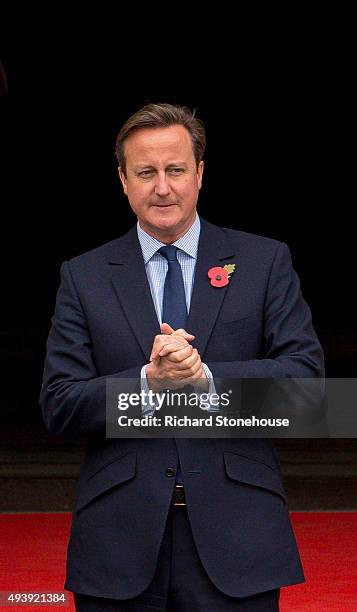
[139,209,196,241]
[148,210,181,233]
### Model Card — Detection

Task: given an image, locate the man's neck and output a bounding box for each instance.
[138,214,198,245]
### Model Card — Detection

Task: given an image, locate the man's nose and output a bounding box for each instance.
[154,172,171,197]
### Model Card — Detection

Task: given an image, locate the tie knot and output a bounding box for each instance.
[158,245,178,262]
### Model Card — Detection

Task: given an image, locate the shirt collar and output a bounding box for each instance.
[137,214,201,264]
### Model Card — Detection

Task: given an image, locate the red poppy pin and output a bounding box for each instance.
[208,264,236,287]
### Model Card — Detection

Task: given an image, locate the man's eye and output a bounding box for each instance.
[139,171,153,177]
[170,168,184,174]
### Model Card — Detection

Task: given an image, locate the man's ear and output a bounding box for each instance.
[197,160,204,190]
[118,166,128,195]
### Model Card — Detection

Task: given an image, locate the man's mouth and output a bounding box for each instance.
[152,203,176,207]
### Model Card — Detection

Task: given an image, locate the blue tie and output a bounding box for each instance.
[158,245,187,484]
[158,246,188,330]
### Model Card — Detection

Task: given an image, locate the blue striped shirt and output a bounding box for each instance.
[137,214,200,320]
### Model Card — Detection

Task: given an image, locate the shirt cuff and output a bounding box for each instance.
[201,363,220,411]
[140,364,157,416]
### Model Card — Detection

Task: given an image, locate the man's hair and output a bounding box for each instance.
[115,102,206,176]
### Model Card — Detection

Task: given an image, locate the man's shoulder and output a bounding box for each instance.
[64,226,136,272]
[201,218,283,256]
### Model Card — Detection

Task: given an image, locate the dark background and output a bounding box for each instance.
[1,55,355,425]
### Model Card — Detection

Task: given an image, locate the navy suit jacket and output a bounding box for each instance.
[40,217,324,599]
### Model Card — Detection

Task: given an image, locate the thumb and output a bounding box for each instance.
[160,323,175,335]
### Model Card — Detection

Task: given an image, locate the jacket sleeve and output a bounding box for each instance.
[206,242,325,378]
[39,261,143,437]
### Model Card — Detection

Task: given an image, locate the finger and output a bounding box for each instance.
[164,347,198,366]
[150,335,188,360]
[151,343,187,361]
[160,323,175,335]
[160,323,195,341]
[181,359,203,378]
[149,355,161,365]
[151,336,186,359]
[173,358,202,379]
[159,344,193,359]
[172,328,195,340]
[154,334,188,349]
[174,350,201,371]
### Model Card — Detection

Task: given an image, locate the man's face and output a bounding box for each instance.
[118,125,204,243]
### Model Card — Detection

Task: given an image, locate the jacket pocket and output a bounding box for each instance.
[213,316,261,338]
[223,451,287,503]
[75,451,136,513]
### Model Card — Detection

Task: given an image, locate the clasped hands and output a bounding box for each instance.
[146,323,208,392]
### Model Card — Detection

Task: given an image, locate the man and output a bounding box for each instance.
[40,103,324,611]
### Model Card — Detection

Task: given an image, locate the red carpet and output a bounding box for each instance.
[284,512,357,611]
[0,512,356,611]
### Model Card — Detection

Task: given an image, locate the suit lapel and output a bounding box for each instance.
[187,218,236,357]
[109,226,161,361]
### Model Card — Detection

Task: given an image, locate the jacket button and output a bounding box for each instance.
[165,467,175,477]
